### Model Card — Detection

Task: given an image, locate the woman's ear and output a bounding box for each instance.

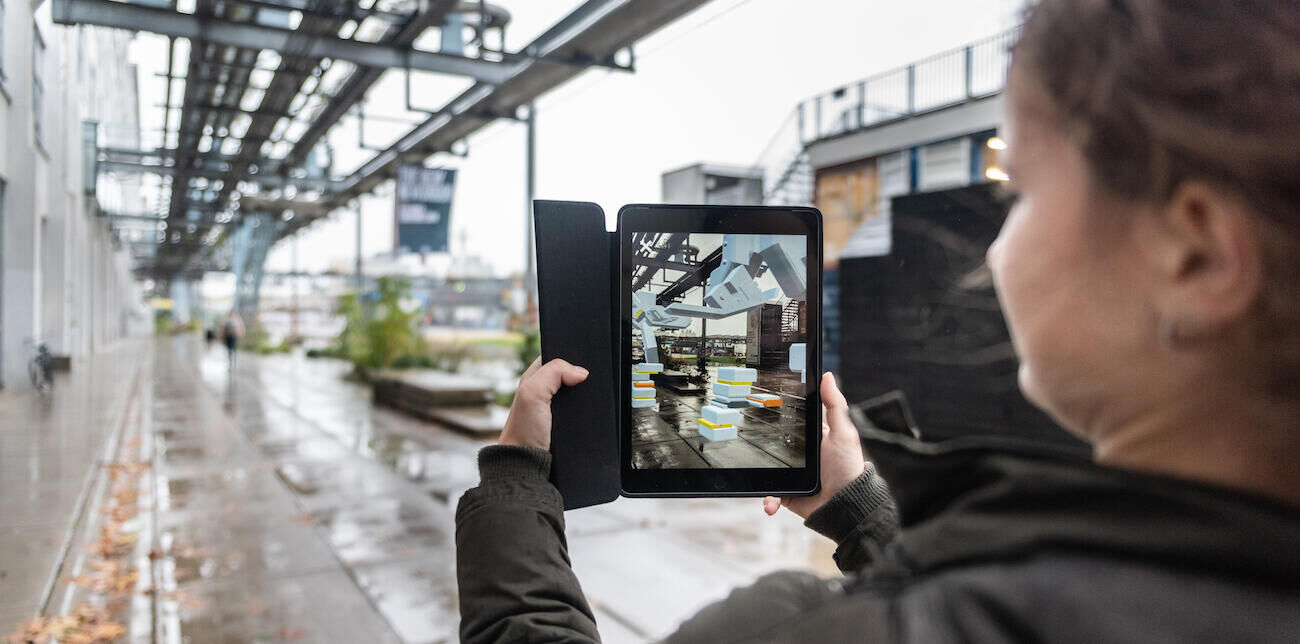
[1152,181,1264,341]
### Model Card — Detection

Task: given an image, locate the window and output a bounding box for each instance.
[32,24,44,146]
[0,1,7,80]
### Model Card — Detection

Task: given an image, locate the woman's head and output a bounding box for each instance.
[987,0,1300,445]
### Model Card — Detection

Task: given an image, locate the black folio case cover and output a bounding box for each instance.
[533,201,621,509]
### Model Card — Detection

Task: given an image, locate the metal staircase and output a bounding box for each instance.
[780,299,802,342]
[764,150,814,207]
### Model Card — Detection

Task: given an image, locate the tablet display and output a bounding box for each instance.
[619,205,821,496]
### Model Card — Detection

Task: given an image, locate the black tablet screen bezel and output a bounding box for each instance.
[617,204,822,497]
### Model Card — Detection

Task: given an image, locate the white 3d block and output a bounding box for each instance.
[631,386,656,398]
[788,343,806,383]
[717,367,758,382]
[701,406,741,425]
[698,424,739,442]
[632,372,651,382]
[713,382,752,398]
[635,362,664,373]
[631,398,656,409]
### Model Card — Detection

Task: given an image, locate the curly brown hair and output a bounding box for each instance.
[1012,0,1300,392]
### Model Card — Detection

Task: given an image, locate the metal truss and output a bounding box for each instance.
[53,0,515,82]
[51,0,710,289]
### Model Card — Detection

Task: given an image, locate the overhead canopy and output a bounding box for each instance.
[54,0,710,280]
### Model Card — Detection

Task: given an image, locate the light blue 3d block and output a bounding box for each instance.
[635,362,664,373]
[717,367,758,382]
[788,344,806,374]
[632,372,651,382]
[698,424,738,442]
[631,398,656,409]
[788,343,807,384]
[713,382,752,398]
[632,386,656,398]
[701,406,740,425]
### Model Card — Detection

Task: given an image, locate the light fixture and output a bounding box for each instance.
[986,136,1007,150]
[985,167,1010,182]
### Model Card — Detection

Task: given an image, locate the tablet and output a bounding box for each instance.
[618,204,822,497]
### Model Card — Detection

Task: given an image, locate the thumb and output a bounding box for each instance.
[528,359,589,399]
[762,496,782,516]
[821,372,854,440]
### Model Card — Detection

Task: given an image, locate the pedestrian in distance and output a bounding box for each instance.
[221,310,244,375]
[454,0,1300,641]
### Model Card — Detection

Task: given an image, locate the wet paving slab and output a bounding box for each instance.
[310,493,452,567]
[0,340,144,627]
[0,338,844,643]
[159,569,402,644]
[350,553,459,644]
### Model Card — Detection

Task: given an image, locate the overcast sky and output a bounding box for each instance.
[132,0,1025,278]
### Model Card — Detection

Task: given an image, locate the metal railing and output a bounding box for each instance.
[796,28,1018,145]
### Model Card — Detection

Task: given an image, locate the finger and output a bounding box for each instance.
[521,356,543,380]
[762,496,781,516]
[525,359,589,400]
[821,372,855,440]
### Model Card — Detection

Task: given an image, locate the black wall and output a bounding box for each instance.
[838,184,1083,448]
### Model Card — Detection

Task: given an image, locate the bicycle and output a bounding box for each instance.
[27,339,53,395]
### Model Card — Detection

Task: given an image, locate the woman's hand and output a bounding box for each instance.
[500,357,590,450]
[763,372,865,520]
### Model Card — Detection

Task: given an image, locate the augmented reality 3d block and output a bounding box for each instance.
[699,425,739,442]
[713,382,752,398]
[710,397,750,409]
[633,290,691,328]
[633,362,664,409]
[697,417,738,442]
[747,393,783,408]
[663,234,806,321]
[717,367,758,382]
[701,406,740,426]
[788,343,806,384]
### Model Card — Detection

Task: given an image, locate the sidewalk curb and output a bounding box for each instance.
[34,356,144,618]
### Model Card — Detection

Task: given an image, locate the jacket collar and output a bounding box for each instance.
[860,427,1300,587]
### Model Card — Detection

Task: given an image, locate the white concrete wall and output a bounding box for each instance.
[0,4,141,389]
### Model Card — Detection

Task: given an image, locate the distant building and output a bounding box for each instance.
[803,29,1016,263]
[0,8,142,388]
[791,28,1075,445]
[661,163,763,205]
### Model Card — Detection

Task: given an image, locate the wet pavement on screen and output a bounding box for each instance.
[1,337,837,643]
[630,371,809,470]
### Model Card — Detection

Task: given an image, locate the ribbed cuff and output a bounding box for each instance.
[804,463,898,546]
[478,445,552,483]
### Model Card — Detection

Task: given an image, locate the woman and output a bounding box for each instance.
[456,0,1300,641]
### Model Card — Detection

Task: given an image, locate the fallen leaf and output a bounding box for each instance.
[277,627,307,640]
[89,622,125,640]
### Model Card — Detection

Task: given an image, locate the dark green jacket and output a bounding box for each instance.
[456,428,1300,642]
